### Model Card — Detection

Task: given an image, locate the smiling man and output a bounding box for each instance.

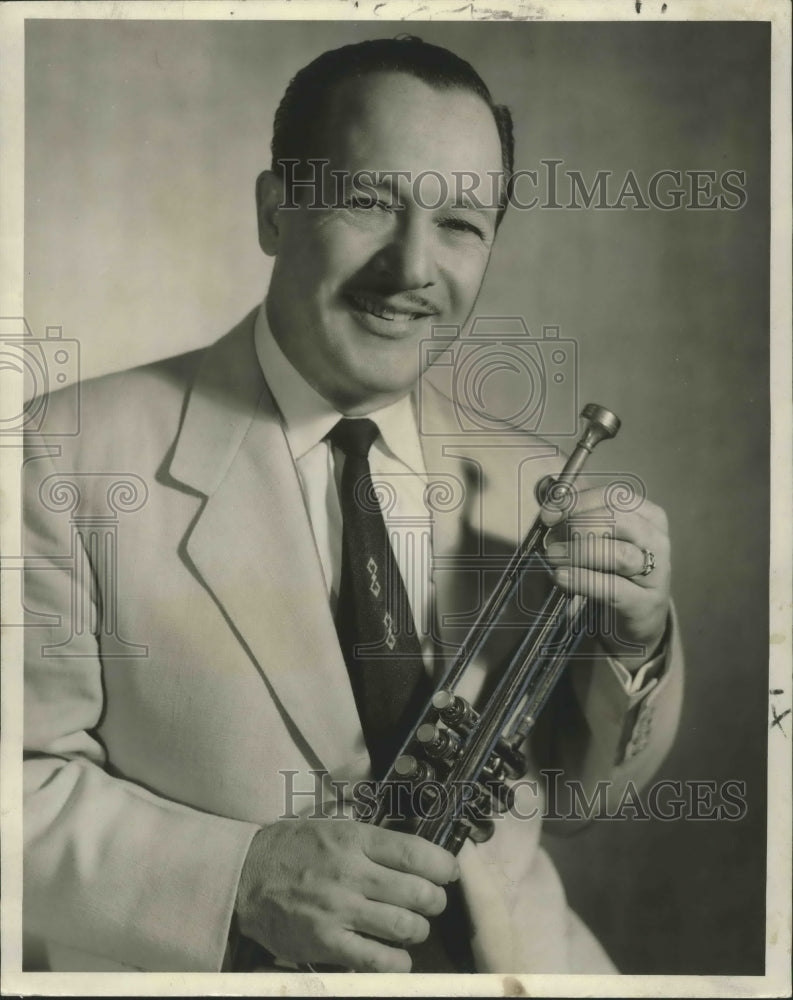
[23,37,682,975]
[258,70,501,414]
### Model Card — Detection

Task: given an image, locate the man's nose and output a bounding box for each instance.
[373,213,438,289]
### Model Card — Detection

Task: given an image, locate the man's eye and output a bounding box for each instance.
[441,217,487,240]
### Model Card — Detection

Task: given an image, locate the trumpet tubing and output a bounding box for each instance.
[357,403,621,853]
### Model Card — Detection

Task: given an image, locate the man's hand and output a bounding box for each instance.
[235,816,459,972]
[541,483,671,668]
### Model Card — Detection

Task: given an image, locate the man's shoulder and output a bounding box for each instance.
[28,346,205,456]
[417,374,564,456]
[33,313,258,436]
[416,374,566,543]
[78,346,205,409]
[26,312,260,466]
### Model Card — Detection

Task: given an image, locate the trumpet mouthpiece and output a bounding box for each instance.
[581,404,621,441]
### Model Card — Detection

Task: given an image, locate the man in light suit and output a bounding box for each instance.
[23,37,682,974]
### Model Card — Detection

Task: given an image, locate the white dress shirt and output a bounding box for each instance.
[254,305,663,695]
[255,306,436,667]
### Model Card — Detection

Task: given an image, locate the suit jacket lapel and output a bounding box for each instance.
[168,313,363,775]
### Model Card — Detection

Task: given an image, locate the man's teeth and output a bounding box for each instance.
[350,294,420,321]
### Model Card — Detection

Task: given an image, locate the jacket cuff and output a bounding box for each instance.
[570,608,680,770]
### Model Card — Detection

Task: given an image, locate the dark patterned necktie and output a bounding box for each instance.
[328,417,432,781]
[233,418,471,974]
[328,419,475,974]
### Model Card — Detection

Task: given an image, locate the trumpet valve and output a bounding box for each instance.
[416,723,461,765]
[431,691,477,732]
[393,754,434,783]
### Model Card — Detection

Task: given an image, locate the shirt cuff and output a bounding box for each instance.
[607,649,667,696]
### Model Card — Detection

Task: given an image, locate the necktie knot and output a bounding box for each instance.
[328,417,380,459]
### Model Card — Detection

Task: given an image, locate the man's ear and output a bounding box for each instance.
[256,170,283,256]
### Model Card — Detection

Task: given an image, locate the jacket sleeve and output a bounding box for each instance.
[530,608,684,812]
[23,445,260,971]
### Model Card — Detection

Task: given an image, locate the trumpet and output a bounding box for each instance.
[287,404,622,974]
[355,403,621,852]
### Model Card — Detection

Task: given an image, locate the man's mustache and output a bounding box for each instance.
[343,287,442,316]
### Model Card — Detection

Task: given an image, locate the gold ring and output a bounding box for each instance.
[637,548,656,577]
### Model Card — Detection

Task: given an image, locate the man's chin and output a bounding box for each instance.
[335,360,422,413]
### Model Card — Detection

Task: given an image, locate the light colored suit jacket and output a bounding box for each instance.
[23,310,684,973]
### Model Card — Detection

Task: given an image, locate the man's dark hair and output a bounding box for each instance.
[271,35,515,222]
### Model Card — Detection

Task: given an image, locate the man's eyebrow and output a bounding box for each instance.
[345,174,405,200]
[345,172,501,213]
[448,193,499,212]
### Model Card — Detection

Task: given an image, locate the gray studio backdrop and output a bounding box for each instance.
[24,19,769,975]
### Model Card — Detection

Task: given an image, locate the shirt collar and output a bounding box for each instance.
[254,303,426,477]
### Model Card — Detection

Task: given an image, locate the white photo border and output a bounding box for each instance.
[1,1,790,997]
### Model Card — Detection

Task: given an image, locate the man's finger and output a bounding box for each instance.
[540,482,664,527]
[364,826,460,885]
[328,927,413,973]
[545,508,669,559]
[551,566,669,618]
[348,897,431,946]
[361,864,448,917]
[545,535,666,586]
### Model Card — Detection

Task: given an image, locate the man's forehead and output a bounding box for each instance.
[321,71,504,177]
